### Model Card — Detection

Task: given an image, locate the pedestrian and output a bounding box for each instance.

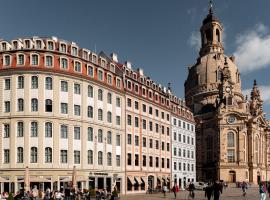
[172,184,177,199]
[32,185,39,200]
[241,181,247,197]
[259,182,267,200]
[188,182,195,199]
[162,185,167,197]
[205,183,213,200]
[267,183,270,198]
[212,181,222,200]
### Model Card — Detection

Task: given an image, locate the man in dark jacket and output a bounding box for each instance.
[205,183,213,200]
[212,181,222,200]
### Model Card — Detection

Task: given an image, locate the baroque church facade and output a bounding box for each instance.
[185,3,270,183]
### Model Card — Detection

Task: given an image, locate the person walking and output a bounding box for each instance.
[162,185,167,197]
[267,183,270,198]
[188,182,195,199]
[212,181,222,200]
[172,184,177,199]
[241,181,247,197]
[205,183,213,200]
[259,182,267,200]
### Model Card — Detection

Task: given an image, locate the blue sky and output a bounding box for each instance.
[1,0,270,118]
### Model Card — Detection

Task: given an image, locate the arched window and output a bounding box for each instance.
[88,127,93,141]
[45,122,52,137]
[32,54,39,65]
[98,151,103,165]
[88,85,93,98]
[107,152,112,166]
[17,98,24,111]
[88,150,93,164]
[45,77,53,90]
[216,29,221,42]
[88,106,93,118]
[227,132,235,163]
[107,93,112,104]
[17,122,24,137]
[17,54,25,65]
[217,69,222,81]
[30,147,38,163]
[98,89,103,101]
[61,58,68,69]
[4,55,11,66]
[98,129,103,143]
[45,55,53,67]
[255,137,259,164]
[227,132,235,147]
[107,111,112,123]
[17,147,24,163]
[45,147,52,163]
[31,98,38,112]
[74,61,81,72]
[31,76,38,89]
[18,76,24,89]
[31,122,38,137]
[98,109,103,121]
[45,99,52,112]
[107,131,112,144]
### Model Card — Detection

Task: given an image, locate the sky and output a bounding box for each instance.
[0,0,270,118]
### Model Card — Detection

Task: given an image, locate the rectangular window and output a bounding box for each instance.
[162,158,165,168]
[135,117,139,127]
[61,103,68,114]
[116,155,121,166]
[135,135,139,146]
[149,139,153,148]
[127,153,132,165]
[4,124,10,138]
[4,101,10,112]
[98,70,103,80]
[127,134,132,145]
[149,121,153,131]
[74,150,80,164]
[143,119,146,130]
[116,135,121,146]
[143,155,146,167]
[127,98,131,107]
[4,79,11,90]
[135,101,139,110]
[149,156,153,167]
[4,149,10,163]
[227,149,235,163]
[127,115,132,126]
[167,158,170,168]
[74,127,80,140]
[61,81,68,92]
[74,105,81,116]
[60,150,67,163]
[88,66,94,77]
[135,154,139,166]
[74,84,81,94]
[155,140,159,149]
[149,106,152,115]
[143,137,146,147]
[142,104,146,112]
[116,78,121,88]
[116,116,121,125]
[61,125,68,139]
[167,143,170,151]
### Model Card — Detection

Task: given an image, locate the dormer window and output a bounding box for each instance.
[133,74,137,80]
[92,55,97,63]
[47,41,54,50]
[72,47,78,56]
[17,54,25,65]
[127,80,132,90]
[149,91,152,99]
[82,51,88,59]
[13,41,18,49]
[25,40,30,48]
[2,43,6,51]
[45,55,53,67]
[36,40,42,49]
[4,55,11,66]
[74,61,81,72]
[101,59,106,67]
[110,64,115,72]
[60,44,67,53]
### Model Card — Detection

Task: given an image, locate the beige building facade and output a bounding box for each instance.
[0,38,126,193]
[185,5,270,183]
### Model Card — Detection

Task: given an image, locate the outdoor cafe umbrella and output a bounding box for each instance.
[71,166,77,190]
[24,166,30,191]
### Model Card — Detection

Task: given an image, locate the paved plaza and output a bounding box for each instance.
[121,186,263,200]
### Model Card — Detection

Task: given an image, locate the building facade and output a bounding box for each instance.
[0,38,126,193]
[185,4,270,183]
[0,36,195,194]
[171,97,196,189]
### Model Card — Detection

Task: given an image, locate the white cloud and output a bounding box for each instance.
[243,85,270,104]
[234,23,270,73]
[188,31,201,50]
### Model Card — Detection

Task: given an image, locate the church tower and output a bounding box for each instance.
[185,1,270,183]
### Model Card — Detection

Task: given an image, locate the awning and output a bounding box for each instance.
[0,177,9,183]
[134,176,141,185]
[59,177,72,182]
[30,177,52,182]
[76,176,88,182]
[127,176,134,185]
[141,176,147,183]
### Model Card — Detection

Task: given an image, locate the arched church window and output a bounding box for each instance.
[255,137,259,164]
[206,29,212,44]
[216,29,220,42]
[217,68,222,81]
[227,132,235,163]
[227,132,235,147]
[227,96,233,106]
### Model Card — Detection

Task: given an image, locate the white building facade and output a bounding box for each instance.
[171,113,196,189]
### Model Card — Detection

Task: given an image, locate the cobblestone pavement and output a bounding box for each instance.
[120,186,264,200]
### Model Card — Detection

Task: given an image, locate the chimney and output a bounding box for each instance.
[125,61,132,69]
[137,68,144,76]
[111,53,118,62]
